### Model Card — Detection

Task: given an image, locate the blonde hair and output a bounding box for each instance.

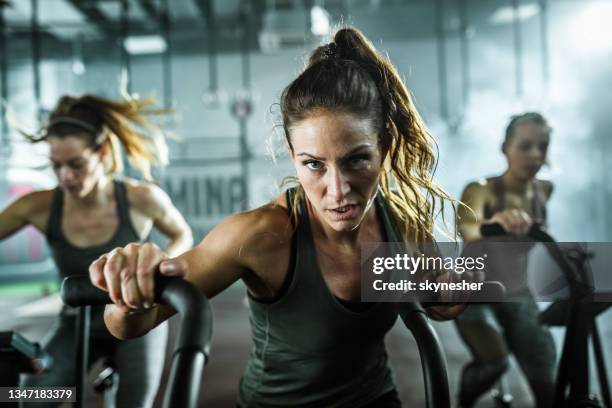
[22,94,170,180]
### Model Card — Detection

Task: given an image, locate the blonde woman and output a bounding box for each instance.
[0,95,192,407]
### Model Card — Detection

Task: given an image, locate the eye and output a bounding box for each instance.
[69,161,87,170]
[346,154,371,169]
[518,142,532,152]
[303,160,323,171]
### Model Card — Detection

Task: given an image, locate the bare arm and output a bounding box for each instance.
[94,209,285,339]
[0,190,52,240]
[457,181,490,241]
[128,183,193,257]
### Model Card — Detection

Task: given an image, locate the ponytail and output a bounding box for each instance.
[21,94,170,181]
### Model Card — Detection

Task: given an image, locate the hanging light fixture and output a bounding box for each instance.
[71,35,86,75]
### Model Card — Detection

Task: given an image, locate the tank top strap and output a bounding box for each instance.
[490,176,506,213]
[532,179,547,224]
[45,187,64,242]
[113,180,130,224]
[112,179,142,239]
[290,187,317,270]
[375,191,404,244]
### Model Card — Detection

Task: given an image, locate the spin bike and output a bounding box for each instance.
[61,274,461,408]
[481,223,611,408]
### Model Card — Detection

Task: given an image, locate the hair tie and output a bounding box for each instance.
[323,42,338,58]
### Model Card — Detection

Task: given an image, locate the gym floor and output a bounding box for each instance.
[3,283,612,408]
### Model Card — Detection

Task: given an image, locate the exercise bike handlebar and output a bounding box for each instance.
[399,302,450,408]
[480,222,588,295]
[61,275,212,408]
[480,222,554,242]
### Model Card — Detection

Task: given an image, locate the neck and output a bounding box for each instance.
[501,170,531,195]
[65,176,113,208]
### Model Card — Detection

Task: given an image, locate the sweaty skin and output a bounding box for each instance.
[94,112,466,341]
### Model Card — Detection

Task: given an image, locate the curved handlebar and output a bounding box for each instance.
[399,303,449,408]
[480,223,591,297]
[61,276,212,408]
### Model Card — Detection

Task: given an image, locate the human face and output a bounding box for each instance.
[289,111,383,232]
[48,135,105,198]
[504,123,550,181]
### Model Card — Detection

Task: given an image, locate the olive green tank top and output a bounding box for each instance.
[237,188,402,407]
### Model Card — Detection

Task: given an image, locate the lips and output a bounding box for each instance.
[327,204,359,221]
[526,164,542,173]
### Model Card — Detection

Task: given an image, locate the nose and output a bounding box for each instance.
[326,167,351,203]
[529,146,545,163]
[58,166,75,183]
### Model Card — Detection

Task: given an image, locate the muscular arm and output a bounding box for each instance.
[0,190,52,240]
[128,183,193,257]
[457,180,490,241]
[102,206,291,339]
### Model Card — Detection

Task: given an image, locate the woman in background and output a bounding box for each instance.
[0,94,192,407]
[455,112,557,408]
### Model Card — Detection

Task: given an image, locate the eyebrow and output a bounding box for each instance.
[296,143,375,160]
[50,157,88,165]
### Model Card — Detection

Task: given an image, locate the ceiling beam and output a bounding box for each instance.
[66,0,115,34]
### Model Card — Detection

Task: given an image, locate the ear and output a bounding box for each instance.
[501,142,508,155]
[97,142,109,159]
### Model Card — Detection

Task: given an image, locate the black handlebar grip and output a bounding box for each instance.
[480,222,550,240]
[61,276,111,307]
[480,223,506,237]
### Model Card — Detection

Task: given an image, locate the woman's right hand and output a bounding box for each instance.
[88,242,187,313]
[486,209,533,236]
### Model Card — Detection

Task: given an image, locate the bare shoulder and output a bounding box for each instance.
[212,194,293,252]
[197,193,293,286]
[122,178,170,214]
[14,189,55,215]
[1,189,55,234]
[461,178,491,203]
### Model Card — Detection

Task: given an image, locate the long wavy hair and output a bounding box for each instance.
[280,27,456,242]
[21,94,169,181]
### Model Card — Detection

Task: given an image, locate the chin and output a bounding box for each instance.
[326,216,363,232]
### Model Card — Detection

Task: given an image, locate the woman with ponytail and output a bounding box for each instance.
[88,28,464,407]
[0,94,192,407]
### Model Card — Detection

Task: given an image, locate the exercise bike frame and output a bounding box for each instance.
[481,223,611,408]
[61,275,213,408]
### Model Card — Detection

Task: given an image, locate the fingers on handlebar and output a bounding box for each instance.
[105,247,129,308]
[89,255,108,291]
[137,242,166,307]
[121,243,143,309]
[159,258,186,277]
[491,210,532,236]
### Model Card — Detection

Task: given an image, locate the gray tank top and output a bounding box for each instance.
[484,176,547,224]
[481,176,548,296]
[237,188,401,407]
